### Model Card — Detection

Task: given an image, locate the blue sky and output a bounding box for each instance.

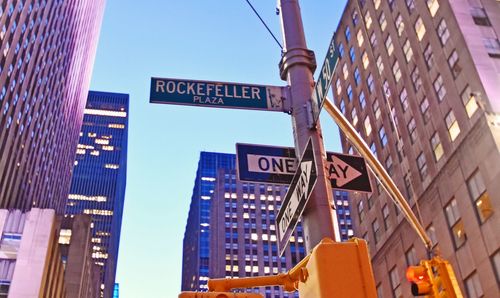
[89,1,347,297]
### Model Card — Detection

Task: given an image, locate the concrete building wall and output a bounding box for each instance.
[331,0,500,297]
[7,208,65,297]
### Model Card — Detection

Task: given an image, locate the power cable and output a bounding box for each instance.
[244,0,283,50]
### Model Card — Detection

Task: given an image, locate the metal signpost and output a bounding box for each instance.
[150,77,286,112]
[275,139,317,256]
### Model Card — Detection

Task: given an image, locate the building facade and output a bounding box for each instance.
[181,151,353,296]
[331,0,500,297]
[0,208,66,297]
[182,152,236,291]
[65,91,129,298]
[59,215,101,298]
[0,0,105,213]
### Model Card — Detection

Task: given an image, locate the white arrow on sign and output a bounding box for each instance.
[278,160,313,241]
[326,155,362,187]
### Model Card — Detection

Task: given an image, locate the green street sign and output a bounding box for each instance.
[150,77,285,112]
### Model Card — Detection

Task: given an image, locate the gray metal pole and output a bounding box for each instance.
[278,0,340,252]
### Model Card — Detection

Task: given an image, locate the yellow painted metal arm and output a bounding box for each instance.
[208,254,310,292]
[323,98,433,250]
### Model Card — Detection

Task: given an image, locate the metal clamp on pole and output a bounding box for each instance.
[279,48,316,81]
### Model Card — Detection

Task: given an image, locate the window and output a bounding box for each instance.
[464,272,484,298]
[345,26,351,41]
[347,85,353,101]
[354,68,361,85]
[426,224,438,247]
[471,7,491,26]
[362,51,369,69]
[461,86,478,118]
[405,246,417,266]
[420,97,431,123]
[395,14,404,36]
[433,74,446,102]
[407,118,417,143]
[352,10,360,26]
[445,110,460,141]
[343,64,349,79]
[338,42,345,58]
[385,155,393,175]
[370,32,377,48]
[379,12,387,31]
[382,204,391,230]
[431,132,444,161]
[467,170,493,223]
[438,19,450,45]
[379,126,387,147]
[426,0,439,17]
[339,100,346,114]
[373,99,381,119]
[385,35,394,55]
[374,0,381,9]
[492,250,500,284]
[349,47,356,62]
[424,43,434,69]
[376,283,383,298]
[389,267,402,298]
[367,73,375,93]
[364,11,372,29]
[351,108,358,126]
[372,219,381,243]
[415,17,426,40]
[357,30,364,46]
[376,56,383,75]
[406,0,415,13]
[403,39,413,62]
[417,152,427,180]
[404,174,413,200]
[448,50,460,77]
[399,88,409,112]
[392,61,401,82]
[364,116,372,136]
[483,38,500,58]
[357,200,365,223]
[445,198,467,248]
[370,142,377,156]
[360,91,366,109]
[411,66,422,91]
[336,78,342,95]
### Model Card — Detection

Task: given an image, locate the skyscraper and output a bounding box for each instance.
[0,0,105,213]
[181,151,353,295]
[331,1,499,297]
[65,91,129,298]
[182,152,236,291]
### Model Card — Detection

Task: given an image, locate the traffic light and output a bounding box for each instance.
[406,264,433,296]
[406,257,463,298]
[179,292,263,298]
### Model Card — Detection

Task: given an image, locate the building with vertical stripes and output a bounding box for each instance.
[331,0,500,297]
[181,151,353,297]
[0,0,105,213]
[65,91,129,298]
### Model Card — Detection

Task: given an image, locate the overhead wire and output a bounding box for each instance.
[244,0,283,50]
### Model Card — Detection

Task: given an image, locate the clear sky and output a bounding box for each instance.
[89,1,347,297]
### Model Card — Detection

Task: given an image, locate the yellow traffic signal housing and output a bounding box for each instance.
[405,257,463,298]
[297,238,377,298]
[406,265,433,296]
[179,292,263,298]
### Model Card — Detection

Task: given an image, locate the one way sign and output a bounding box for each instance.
[325,152,371,193]
[276,139,317,256]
